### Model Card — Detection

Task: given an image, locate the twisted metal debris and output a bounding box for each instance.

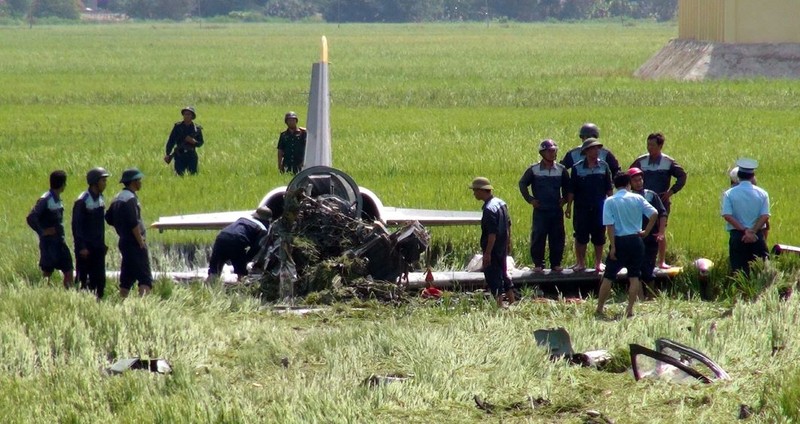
[251,188,429,303]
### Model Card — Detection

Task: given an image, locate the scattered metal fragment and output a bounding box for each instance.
[534,328,575,359]
[585,409,615,424]
[533,328,612,369]
[473,395,550,414]
[630,339,729,383]
[362,373,413,388]
[738,404,753,419]
[106,357,172,375]
[572,350,613,369]
[473,395,495,413]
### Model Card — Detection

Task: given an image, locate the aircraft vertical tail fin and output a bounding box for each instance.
[304,35,332,168]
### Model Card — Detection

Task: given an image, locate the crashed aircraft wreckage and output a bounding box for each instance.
[144,36,743,293]
[248,166,430,302]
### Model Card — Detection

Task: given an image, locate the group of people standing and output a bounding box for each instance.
[26,106,306,298]
[162,106,308,177]
[474,123,687,314]
[27,168,152,299]
[475,122,771,314]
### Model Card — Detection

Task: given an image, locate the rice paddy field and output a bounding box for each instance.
[1,21,800,423]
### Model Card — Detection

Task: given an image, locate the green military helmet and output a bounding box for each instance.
[181,106,196,119]
[284,111,299,124]
[252,206,273,224]
[579,123,600,139]
[86,167,111,186]
[119,168,144,184]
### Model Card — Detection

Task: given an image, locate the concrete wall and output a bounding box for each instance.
[679,0,800,43]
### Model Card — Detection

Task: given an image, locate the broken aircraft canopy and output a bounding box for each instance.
[630,338,730,383]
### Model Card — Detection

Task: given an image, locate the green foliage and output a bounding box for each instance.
[265,0,318,21]
[760,369,800,421]
[32,0,81,19]
[722,259,795,303]
[3,0,31,17]
[0,0,679,22]
[121,0,194,19]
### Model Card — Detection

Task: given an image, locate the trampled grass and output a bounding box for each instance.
[2,21,800,422]
[0,281,797,423]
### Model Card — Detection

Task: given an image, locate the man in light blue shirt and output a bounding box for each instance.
[596,173,658,318]
[721,158,770,276]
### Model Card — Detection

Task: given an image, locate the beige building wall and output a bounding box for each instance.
[679,0,800,43]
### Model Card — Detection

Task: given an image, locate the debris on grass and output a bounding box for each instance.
[630,338,729,383]
[533,327,615,370]
[362,373,413,388]
[252,188,429,304]
[106,358,172,375]
[585,409,615,424]
[473,395,551,414]
[738,404,753,419]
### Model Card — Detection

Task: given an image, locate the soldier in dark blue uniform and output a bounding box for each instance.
[277,111,307,174]
[560,123,621,175]
[630,132,687,269]
[27,170,74,288]
[72,167,110,299]
[105,168,153,298]
[721,158,770,277]
[565,138,613,272]
[518,139,571,272]
[472,177,516,307]
[628,167,667,297]
[164,106,204,176]
[207,207,272,282]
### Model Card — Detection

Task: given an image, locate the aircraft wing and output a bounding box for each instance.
[380,207,481,226]
[151,210,250,232]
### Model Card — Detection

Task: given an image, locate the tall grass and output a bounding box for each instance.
[2,22,800,422]
[3,22,800,272]
[0,280,797,422]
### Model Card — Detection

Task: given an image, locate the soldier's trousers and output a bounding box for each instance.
[174,151,199,175]
[729,230,768,276]
[640,236,658,283]
[76,245,107,298]
[530,209,565,268]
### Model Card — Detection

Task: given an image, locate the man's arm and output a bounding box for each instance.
[120,200,145,249]
[165,126,179,156]
[192,125,204,148]
[277,150,285,173]
[649,192,668,239]
[518,168,536,205]
[642,212,658,237]
[71,199,88,254]
[26,199,44,236]
[277,133,286,173]
[132,225,146,249]
[669,160,687,194]
[722,215,745,231]
[26,197,55,236]
[605,149,621,175]
[560,168,571,207]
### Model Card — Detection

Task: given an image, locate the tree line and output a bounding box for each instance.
[2,0,677,23]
